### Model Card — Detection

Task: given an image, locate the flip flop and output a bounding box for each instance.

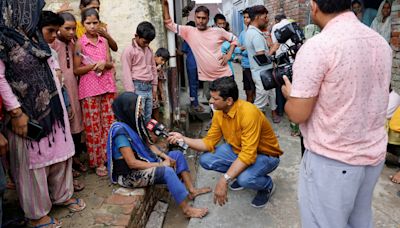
[29,217,61,228]
[95,166,108,177]
[63,198,86,213]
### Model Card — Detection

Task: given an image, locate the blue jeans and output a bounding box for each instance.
[133,81,153,124]
[155,150,190,204]
[199,144,280,190]
[187,67,199,107]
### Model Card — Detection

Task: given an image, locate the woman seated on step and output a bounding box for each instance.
[107,92,210,218]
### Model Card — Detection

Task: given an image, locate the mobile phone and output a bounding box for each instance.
[27,121,43,141]
[7,120,43,141]
[253,54,272,66]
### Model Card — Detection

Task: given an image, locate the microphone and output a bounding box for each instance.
[146,119,189,151]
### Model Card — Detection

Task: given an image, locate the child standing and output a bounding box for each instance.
[51,13,86,190]
[73,8,116,177]
[152,48,170,121]
[76,0,118,52]
[121,21,158,124]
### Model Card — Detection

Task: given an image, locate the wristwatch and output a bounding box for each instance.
[223,173,233,184]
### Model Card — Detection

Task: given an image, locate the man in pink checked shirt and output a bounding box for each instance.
[161,0,237,100]
[282,0,392,227]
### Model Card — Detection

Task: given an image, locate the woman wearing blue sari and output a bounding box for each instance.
[107,92,210,218]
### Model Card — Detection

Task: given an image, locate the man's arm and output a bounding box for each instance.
[167,132,209,152]
[161,0,171,21]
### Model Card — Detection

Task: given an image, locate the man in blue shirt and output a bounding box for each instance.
[245,5,280,123]
[237,8,255,103]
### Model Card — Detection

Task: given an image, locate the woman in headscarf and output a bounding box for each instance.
[371,0,392,43]
[0,0,85,227]
[108,92,210,218]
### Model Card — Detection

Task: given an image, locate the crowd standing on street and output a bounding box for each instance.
[0,0,399,227]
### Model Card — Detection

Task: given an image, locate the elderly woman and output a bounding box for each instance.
[107,92,210,218]
[0,0,85,227]
[371,0,392,42]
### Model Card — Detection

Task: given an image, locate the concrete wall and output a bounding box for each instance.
[45,0,167,91]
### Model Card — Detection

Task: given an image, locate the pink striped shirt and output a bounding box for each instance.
[164,19,237,81]
[291,12,392,165]
[78,34,116,100]
[121,39,158,92]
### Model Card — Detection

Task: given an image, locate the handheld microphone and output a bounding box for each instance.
[146,119,189,151]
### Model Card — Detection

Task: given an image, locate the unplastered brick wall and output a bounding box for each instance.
[392,0,400,93]
[265,0,309,27]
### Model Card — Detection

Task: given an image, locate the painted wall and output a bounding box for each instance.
[45,0,167,91]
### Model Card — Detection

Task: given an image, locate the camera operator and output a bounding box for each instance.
[282,0,392,227]
[245,5,281,123]
[269,14,293,118]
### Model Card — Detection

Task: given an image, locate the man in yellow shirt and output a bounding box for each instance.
[168,77,282,208]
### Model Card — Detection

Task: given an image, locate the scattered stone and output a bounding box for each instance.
[114,187,145,196]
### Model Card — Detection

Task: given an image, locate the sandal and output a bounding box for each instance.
[29,217,61,228]
[63,198,86,213]
[73,179,85,192]
[95,166,108,177]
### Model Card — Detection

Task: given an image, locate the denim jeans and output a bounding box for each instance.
[187,67,199,107]
[133,80,153,124]
[199,143,280,190]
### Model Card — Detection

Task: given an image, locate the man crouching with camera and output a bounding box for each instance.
[282,0,391,227]
[168,77,283,208]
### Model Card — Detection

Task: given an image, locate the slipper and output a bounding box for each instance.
[73,179,85,192]
[29,217,61,228]
[96,166,108,177]
[63,198,86,213]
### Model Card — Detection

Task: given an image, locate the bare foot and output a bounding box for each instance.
[188,187,212,200]
[390,171,400,184]
[183,206,209,218]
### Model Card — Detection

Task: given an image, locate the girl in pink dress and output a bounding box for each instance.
[52,12,87,177]
[73,8,116,177]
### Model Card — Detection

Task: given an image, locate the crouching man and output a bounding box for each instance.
[168,77,283,208]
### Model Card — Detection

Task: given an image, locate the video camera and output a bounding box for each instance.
[146,119,189,151]
[258,22,305,90]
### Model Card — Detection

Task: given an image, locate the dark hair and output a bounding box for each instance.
[59,12,76,23]
[243,8,250,15]
[136,21,156,41]
[248,5,269,21]
[275,14,287,22]
[155,48,170,61]
[314,0,351,14]
[81,8,99,23]
[195,6,210,16]
[214,13,226,23]
[351,0,362,6]
[225,21,230,32]
[80,0,100,8]
[186,21,196,27]
[39,10,64,30]
[210,77,239,101]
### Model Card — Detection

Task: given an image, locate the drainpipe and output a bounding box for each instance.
[165,0,178,127]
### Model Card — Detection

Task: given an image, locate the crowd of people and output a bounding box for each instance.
[0,0,398,227]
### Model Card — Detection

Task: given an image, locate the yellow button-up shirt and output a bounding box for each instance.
[202,99,283,165]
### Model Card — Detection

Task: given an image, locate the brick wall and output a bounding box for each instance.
[265,0,309,27]
[94,186,169,228]
[392,0,400,92]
